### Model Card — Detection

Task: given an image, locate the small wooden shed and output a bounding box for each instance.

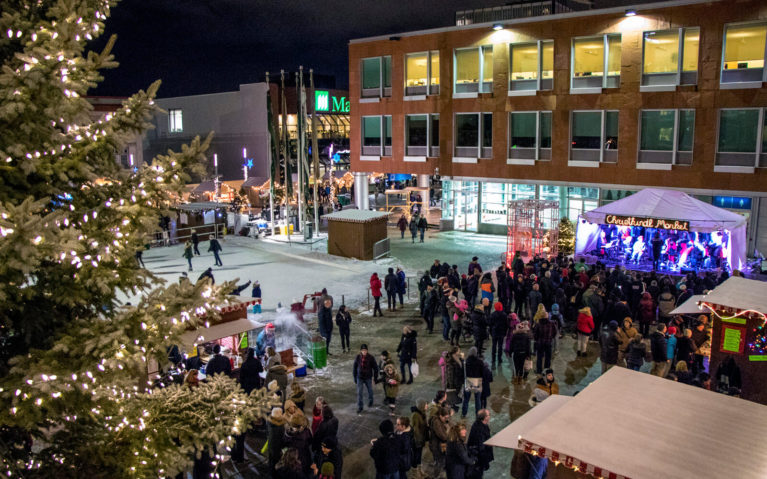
[323,209,389,260]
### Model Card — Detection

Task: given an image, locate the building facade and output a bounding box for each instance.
[348,0,767,254]
[143,82,350,183]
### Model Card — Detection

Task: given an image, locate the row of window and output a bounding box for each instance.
[360,108,767,169]
[361,21,767,97]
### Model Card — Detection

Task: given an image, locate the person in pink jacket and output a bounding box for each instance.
[370,273,383,317]
[576,306,595,357]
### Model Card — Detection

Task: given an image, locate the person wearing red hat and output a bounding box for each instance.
[256,323,276,358]
[489,302,508,368]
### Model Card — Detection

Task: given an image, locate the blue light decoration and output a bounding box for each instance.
[713,196,752,210]
[388,174,412,182]
[332,152,341,163]
[246,159,253,168]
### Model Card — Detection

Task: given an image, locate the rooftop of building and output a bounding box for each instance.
[349,0,717,44]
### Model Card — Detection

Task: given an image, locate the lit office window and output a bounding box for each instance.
[638,109,695,166]
[406,114,428,156]
[572,34,621,90]
[454,46,492,94]
[716,109,767,168]
[508,111,552,162]
[570,110,618,163]
[361,56,392,98]
[722,23,767,85]
[542,41,554,81]
[642,28,699,87]
[406,51,440,96]
[168,109,183,133]
[362,116,381,156]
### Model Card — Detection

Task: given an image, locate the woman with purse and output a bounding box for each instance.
[510,321,533,385]
[444,346,464,411]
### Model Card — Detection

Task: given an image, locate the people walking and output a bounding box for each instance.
[336,305,352,353]
[396,267,407,308]
[489,301,508,367]
[384,268,398,311]
[353,344,379,414]
[382,363,401,416]
[319,298,334,354]
[208,236,223,266]
[135,248,145,268]
[183,240,194,271]
[397,214,408,240]
[191,229,200,255]
[575,306,594,357]
[533,310,557,374]
[510,321,532,384]
[370,272,384,317]
[409,215,418,243]
[417,215,427,242]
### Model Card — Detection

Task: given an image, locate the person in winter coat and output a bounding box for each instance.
[445,346,465,409]
[513,275,528,319]
[190,230,201,255]
[480,272,495,303]
[312,405,339,459]
[468,409,494,479]
[417,215,428,242]
[462,347,484,418]
[410,399,429,470]
[418,272,433,314]
[468,257,482,276]
[265,408,286,475]
[251,280,262,312]
[715,356,742,393]
[197,267,215,285]
[675,329,696,369]
[370,273,384,317]
[382,363,401,416]
[649,323,669,377]
[489,302,509,367]
[256,323,276,358]
[423,285,438,333]
[371,419,402,479]
[616,317,639,366]
[409,215,418,243]
[626,334,647,371]
[657,287,676,322]
[430,259,441,279]
[675,360,693,384]
[311,396,327,436]
[450,307,464,346]
[353,344,379,414]
[397,214,408,239]
[288,382,306,411]
[284,413,313,476]
[528,284,543,319]
[396,326,418,384]
[510,321,532,383]
[313,436,343,479]
[470,304,489,356]
[208,237,223,266]
[446,423,475,479]
[533,313,557,374]
[318,299,334,353]
[666,326,678,365]
[575,307,595,357]
[600,320,621,374]
[395,416,414,478]
[335,305,352,353]
[466,272,480,310]
[238,347,263,394]
[638,292,656,337]
[429,407,451,474]
[384,267,398,311]
[396,267,407,307]
[183,241,194,271]
[205,344,231,377]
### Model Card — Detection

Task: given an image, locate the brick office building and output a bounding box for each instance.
[348,0,767,255]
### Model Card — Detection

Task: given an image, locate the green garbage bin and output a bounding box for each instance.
[310,339,327,369]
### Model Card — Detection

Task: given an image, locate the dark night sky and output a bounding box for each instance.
[93,0,652,98]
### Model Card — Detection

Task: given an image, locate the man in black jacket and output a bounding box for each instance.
[318,299,334,354]
[384,267,398,311]
[418,272,433,314]
[353,344,379,414]
[370,419,401,478]
[599,320,620,374]
[468,409,494,478]
[649,323,669,377]
[430,259,441,278]
[208,237,223,266]
[489,302,509,367]
[205,344,231,377]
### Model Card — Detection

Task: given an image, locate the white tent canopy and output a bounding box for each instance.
[669,294,708,316]
[486,367,767,479]
[576,188,747,270]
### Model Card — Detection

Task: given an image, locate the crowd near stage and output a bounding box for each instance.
[575,188,747,274]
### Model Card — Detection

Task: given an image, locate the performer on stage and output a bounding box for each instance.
[631,235,646,264]
[651,231,663,271]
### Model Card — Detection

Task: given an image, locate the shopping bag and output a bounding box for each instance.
[411,361,420,378]
[523,358,533,372]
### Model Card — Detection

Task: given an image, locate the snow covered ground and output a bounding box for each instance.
[137,227,508,313]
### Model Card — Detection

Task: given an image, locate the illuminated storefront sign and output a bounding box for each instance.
[315,90,350,113]
[604,214,690,231]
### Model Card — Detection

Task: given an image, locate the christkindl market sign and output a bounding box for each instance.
[604,215,690,231]
[315,90,350,113]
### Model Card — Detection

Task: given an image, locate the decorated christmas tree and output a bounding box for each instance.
[0,1,268,476]
[558,217,575,255]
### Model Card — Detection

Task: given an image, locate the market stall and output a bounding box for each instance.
[487,367,767,479]
[323,209,389,260]
[575,188,747,272]
[699,276,767,404]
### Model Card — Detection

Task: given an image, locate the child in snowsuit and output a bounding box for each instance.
[382,363,401,416]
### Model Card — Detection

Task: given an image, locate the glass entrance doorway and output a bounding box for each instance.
[442,180,479,231]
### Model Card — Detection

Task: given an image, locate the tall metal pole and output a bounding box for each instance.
[280,70,289,234]
[310,68,320,236]
[266,72,276,237]
[296,70,303,234]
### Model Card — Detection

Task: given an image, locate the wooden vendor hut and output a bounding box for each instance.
[699,276,767,404]
[323,209,389,260]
